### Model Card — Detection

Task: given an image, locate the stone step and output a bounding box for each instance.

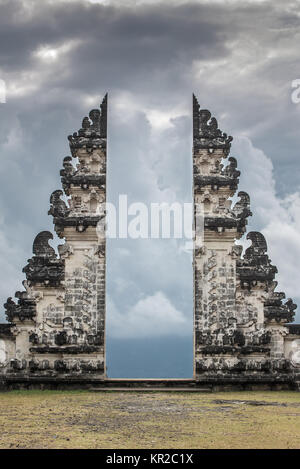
[88,379,212,392]
[88,387,212,392]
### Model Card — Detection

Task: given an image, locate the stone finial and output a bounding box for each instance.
[23,231,64,287]
[4,297,17,322]
[237,231,278,287]
[48,190,70,219]
[286,298,297,314]
[232,191,252,221]
[193,93,233,153]
[100,93,107,138]
[4,293,36,323]
[224,157,240,179]
[68,94,108,154]
[60,156,75,177]
[244,232,268,258]
[264,293,297,323]
[32,231,56,258]
[3,232,61,322]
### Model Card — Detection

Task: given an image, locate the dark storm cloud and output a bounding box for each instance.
[0,0,234,105]
[0,1,226,67]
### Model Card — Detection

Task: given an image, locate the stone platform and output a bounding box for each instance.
[1,376,299,392]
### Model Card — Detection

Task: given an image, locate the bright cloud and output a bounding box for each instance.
[108,291,190,338]
[234,136,300,318]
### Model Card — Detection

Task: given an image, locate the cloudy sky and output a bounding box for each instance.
[0,0,299,377]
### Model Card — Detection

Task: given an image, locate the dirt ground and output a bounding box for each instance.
[0,390,299,449]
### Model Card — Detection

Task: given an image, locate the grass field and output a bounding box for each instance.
[0,390,299,449]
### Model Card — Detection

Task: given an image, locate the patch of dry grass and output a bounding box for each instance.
[0,390,299,449]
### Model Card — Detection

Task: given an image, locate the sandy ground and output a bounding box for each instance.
[0,390,299,449]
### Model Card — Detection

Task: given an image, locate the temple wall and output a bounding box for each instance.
[0,336,15,368]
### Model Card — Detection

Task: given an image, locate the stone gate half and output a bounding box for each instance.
[0,95,107,385]
[193,94,300,388]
